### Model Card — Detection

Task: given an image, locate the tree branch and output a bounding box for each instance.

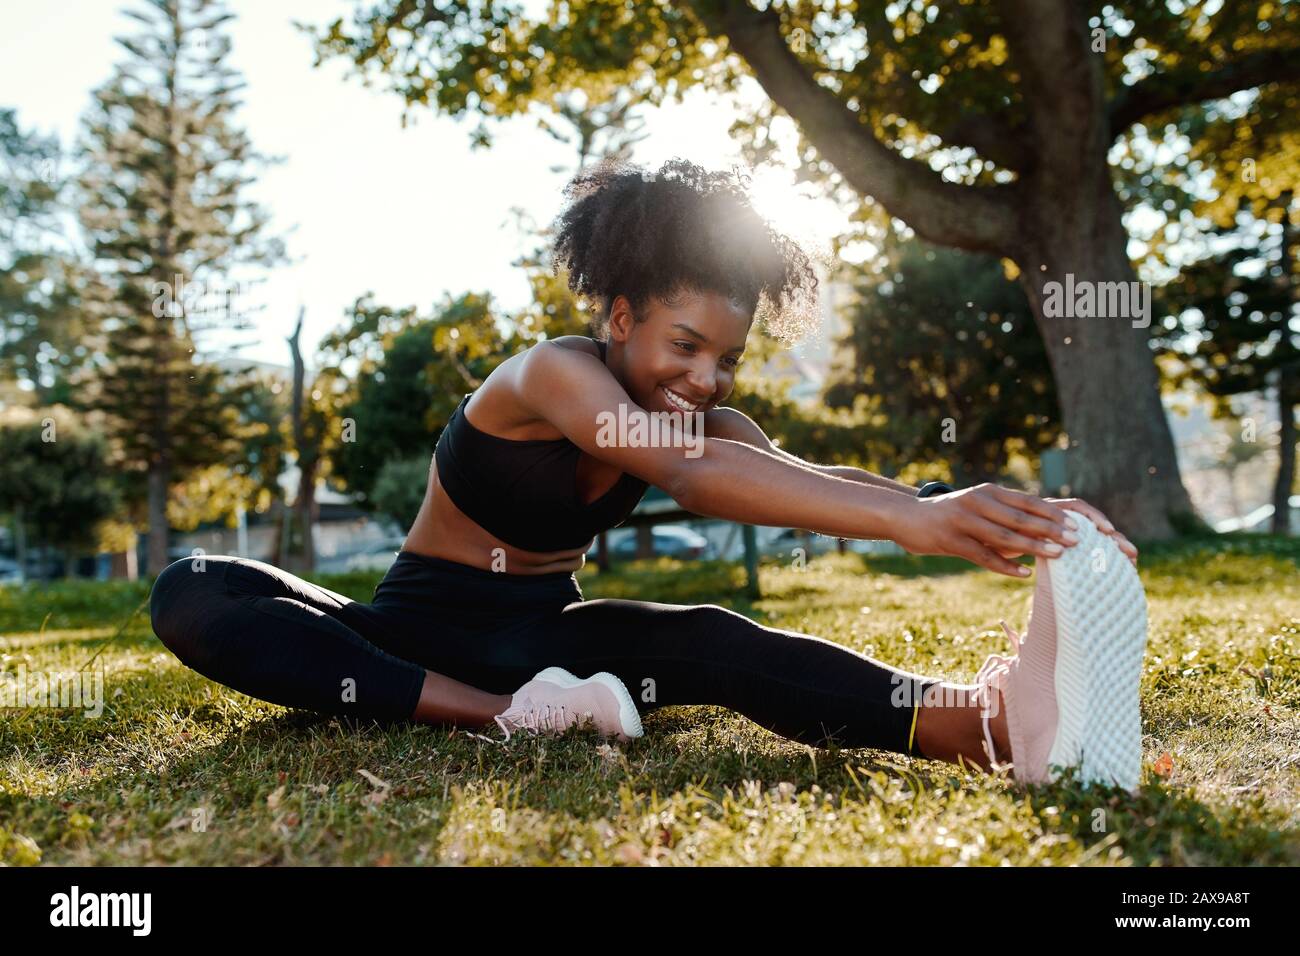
[933,114,1028,171]
[688,0,1018,255]
[992,0,1106,175]
[1108,46,1300,137]
[861,70,1029,170]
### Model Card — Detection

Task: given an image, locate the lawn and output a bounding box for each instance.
[1,536,1297,866]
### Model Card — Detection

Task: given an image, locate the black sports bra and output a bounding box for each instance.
[432,338,650,552]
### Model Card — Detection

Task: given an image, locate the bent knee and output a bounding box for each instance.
[149,556,232,660]
[688,602,741,621]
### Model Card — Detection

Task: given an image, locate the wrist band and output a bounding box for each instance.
[916,481,955,498]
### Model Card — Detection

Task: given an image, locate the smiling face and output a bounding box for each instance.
[605,289,752,415]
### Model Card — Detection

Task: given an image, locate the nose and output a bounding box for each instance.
[683,360,718,400]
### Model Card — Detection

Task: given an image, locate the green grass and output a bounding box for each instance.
[1,536,1297,866]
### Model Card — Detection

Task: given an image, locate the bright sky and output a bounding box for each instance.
[1,0,856,366]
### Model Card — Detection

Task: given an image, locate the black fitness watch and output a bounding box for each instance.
[916,481,955,498]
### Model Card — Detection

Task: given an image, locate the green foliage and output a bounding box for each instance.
[228,368,292,517]
[727,356,888,472]
[371,455,431,530]
[0,405,121,552]
[1158,209,1298,399]
[304,1,720,142]
[327,296,489,504]
[0,109,84,401]
[826,238,1061,484]
[302,2,1300,206]
[1156,204,1298,528]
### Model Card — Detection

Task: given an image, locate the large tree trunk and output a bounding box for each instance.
[1011,143,1196,539]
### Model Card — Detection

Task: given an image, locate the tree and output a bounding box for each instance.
[371,456,431,531]
[77,0,283,573]
[0,406,121,580]
[1159,198,1298,533]
[228,363,292,519]
[305,1,1300,537]
[826,235,1061,485]
[320,292,514,506]
[0,109,85,403]
[275,308,335,572]
[535,89,649,171]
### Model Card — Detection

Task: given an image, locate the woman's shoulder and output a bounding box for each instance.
[465,335,605,440]
[539,335,602,358]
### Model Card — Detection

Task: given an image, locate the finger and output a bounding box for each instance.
[1048,497,1136,552]
[963,514,1066,561]
[1113,534,1138,560]
[1053,498,1116,534]
[990,487,1074,529]
[963,538,1031,578]
[973,495,1077,547]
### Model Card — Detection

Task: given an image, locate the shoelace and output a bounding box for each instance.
[494,702,571,742]
[971,620,1024,771]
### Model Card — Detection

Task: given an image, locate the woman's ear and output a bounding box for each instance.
[607,294,637,343]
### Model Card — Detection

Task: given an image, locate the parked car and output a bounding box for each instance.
[587,524,715,560]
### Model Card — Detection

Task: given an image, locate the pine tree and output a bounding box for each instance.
[77,0,283,573]
[0,109,84,403]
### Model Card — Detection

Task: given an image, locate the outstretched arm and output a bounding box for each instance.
[516,343,1080,577]
[704,406,1138,564]
[704,406,917,495]
[680,437,1087,576]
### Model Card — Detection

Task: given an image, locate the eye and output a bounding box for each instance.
[677,341,742,369]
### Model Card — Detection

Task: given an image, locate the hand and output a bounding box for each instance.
[1042,497,1138,566]
[893,483,1082,578]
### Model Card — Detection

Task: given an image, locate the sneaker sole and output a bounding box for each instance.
[1044,510,1148,792]
[533,666,645,740]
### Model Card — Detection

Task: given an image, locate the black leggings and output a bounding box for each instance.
[148,551,941,754]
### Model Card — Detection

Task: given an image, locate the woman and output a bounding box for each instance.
[150,159,1148,790]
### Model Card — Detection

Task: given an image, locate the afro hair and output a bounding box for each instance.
[549,157,821,346]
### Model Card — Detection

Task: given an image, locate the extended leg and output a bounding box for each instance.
[445,597,946,755]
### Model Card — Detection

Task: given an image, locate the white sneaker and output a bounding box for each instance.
[494,667,644,742]
[974,510,1148,792]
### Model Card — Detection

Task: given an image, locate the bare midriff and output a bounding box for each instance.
[401,456,595,575]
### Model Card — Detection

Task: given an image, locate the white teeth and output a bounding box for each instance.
[662,387,700,412]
